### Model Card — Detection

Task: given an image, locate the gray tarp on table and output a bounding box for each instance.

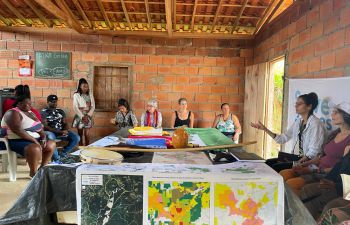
[0,164,316,225]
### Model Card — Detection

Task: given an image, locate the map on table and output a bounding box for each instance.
[214,182,278,225]
[80,174,143,225]
[148,181,210,225]
[76,163,284,225]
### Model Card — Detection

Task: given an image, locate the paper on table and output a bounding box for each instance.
[89,136,120,147]
[341,174,350,200]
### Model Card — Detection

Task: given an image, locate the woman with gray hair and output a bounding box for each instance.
[140,99,162,128]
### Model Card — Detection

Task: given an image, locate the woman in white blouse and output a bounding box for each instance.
[251,92,326,172]
[140,99,162,128]
[72,78,95,146]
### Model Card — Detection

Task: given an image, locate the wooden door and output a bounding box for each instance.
[243,63,269,157]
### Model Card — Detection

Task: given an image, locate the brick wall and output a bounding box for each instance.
[254,0,350,79]
[0,32,253,139]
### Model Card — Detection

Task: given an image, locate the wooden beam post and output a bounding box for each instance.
[254,0,279,34]
[72,0,92,29]
[190,0,198,31]
[144,0,151,30]
[0,8,12,26]
[173,0,176,31]
[2,0,31,26]
[23,0,52,27]
[34,0,67,21]
[211,0,223,32]
[164,0,172,36]
[231,0,248,34]
[119,0,133,30]
[55,0,83,32]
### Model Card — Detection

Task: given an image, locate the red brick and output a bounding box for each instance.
[34,42,48,51]
[74,43,88,52]
[62,43,74,51]
[290,35,299,50]
[303,44,314,59]
[163,56,176,65]
[136,74,151,82]
[346,27,350,45]
[203,57,216,66]
[212,67,225,75]
[198,103,212,111]
[150,56,162,64]
[176,75,189,83]
[296,15,307,32]
[0,41,5,49]
[121,55,135,63]
[128,46,142,54]
[340,8,350,27]
[326,68,344,78]
[15,33,29,41]
[171,67,185,75]
[159,84,172,92]
[181,48,195,56]
[143,65,157,73]
[203,76,217,85]
[289,48,303,62]
[189,76,203,84]
[335,47,350,67]
[189,57,203,65]
[158,66,171,74]
[225,67,238,76]
[314,38,329,56]
[307,6,319,26]
[145,84,159,91]
[108,55,122,62]
[320,52,335,70]
[177,57,189,65]
[173,85,185,92]
[297,61,308,76]
[216,58,231,66]
[184,67,198,75]
[136,55,149,64]
[77,64,90,72]
[48,43,61,51]
[211,86,227,94]
[35,79,50,88]
[287,23,297,38]
[94,54,108,62]
[133,65,144,73]
[324,16,338,35]
[198,67,212,75]
[31,89,43,97]
[156,47,168,55]
[116,46,129,54]
[299,29,310,45]
[154,92,168,101]
[63,80,76,88]
[7,78,20,86]
[6,41,19,50]
[0,59,7,68]
[319,0,333,20]
[240,49,253,58]
[142,46,155,55]
[163,75,176,83]
[1,32,15,40]
[307,57,320,73]
[99,35,112,43]
[1,79,9,87]
[310,23,323,40]
[217,76,230,85]
[49,80,63,88]
[57,89,71,98]
[327,30,345,50]
[184,85,199,93]
[87,44,101,53]
[101,44,116,54]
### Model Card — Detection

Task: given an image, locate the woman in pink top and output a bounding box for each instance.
[280,102,350,196]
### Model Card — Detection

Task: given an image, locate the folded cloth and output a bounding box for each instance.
[128,135,172,147]
[128,127,163,136]
[125,138,167,149]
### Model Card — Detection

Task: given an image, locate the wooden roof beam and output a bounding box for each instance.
[231,0,248,34]
[173,0,176,30]
[23,0,52,27]
[211,0,223,32]
[34,0,67,21]
[144,0,151,29]
[119,0,133,30]
[164,0,172,37]
[254,0,280,34]
[0,8,12,26]
[55,0,83,32]
[190,0,198,31]
[2,0,31,26]
[72,0,92,29]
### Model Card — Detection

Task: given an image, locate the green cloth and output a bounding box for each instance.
[185,128,234,146]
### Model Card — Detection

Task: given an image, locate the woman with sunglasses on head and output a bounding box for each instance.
[171,98,194,128]
[140,99,162,128]
[251,92,326,172]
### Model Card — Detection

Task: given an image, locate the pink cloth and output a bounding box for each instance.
[319,134,350,169]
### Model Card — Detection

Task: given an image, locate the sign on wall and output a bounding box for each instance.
[285,77,350,153]
[35,51,71,79]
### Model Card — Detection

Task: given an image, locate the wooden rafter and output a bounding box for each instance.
[55,0,83,32]
[2,0,31,26]
[176,14,259,19]
[119,0,133,30]
[164,0,172,36]
[173,0,176,30]
[211,0,223,32]
[254,0,280,34]
[23,0,52,27]
[231,0,249,34]
[0,8,11,26]
[72,0,92,29]
[266,0,285,24]
[34,0,67,21]
[144,0,151,29]
[190,0,198,31]
[96,0,113,29]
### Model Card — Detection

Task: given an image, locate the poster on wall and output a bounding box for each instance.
[285,77,350,153]
[76,163,284,225]
[18,55,32,77]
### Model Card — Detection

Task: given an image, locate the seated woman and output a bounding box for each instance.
[251,92,326,172]
[212,103,242,143]
[171,98,194,128]
[1,95,55,177]
[140,99,162,128]
[3,84,42,121]
[111,98,138,129]
[280,102,350,196]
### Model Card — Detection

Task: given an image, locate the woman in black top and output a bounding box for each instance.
[171,98,194,128]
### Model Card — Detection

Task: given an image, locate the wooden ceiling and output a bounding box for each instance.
[0,0,293,39]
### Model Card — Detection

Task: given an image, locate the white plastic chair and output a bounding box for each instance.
[0,137,17,181]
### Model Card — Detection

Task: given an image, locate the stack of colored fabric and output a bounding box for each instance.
[127,127,171,148]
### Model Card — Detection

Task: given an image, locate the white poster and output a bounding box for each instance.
[76,163,284,225]
[286,77,350,153]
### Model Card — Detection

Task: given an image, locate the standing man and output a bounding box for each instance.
[41,95,80,161]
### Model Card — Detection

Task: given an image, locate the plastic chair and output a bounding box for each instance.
[0,137,17,181]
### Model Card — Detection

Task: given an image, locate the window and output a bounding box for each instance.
[93,66,130,111]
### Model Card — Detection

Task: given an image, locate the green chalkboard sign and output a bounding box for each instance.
[35,51,71,79]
